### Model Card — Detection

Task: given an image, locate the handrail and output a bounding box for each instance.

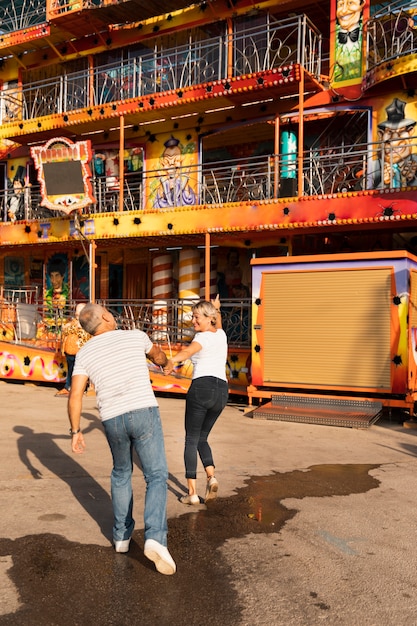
[0,294,252,349]
[97,298,252,348]
[0,15,322,124]
[1,139,416,220]
[0,1,46,33]
[366,4,417,71]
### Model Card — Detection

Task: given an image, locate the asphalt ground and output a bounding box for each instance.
[1,380,417,625]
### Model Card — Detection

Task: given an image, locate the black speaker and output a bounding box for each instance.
[279,178,297,198]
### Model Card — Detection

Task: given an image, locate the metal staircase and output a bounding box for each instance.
[250,393,383,428]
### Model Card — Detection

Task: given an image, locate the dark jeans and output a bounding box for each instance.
[64,353,76,390]
[184,376,229,479]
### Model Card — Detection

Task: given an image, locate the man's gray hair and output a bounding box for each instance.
[78,303,104,335]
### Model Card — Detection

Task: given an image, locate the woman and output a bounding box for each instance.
[56,303,90,397]
[164,296,228,504]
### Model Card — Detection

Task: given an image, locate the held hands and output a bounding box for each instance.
[163,358,175,376]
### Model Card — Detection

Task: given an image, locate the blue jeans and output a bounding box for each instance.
[184,376,229,479]
[102,406,168,545]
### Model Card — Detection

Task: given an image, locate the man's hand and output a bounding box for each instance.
[148,344,168,367]
[71,432,86,454]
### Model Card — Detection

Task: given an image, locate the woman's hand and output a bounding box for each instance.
[211,294,221,311]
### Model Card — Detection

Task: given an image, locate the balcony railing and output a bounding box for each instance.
[47,0,101,17]
[366,2,417,71]
[1,139,416,221]
[0,0,46,33]
[303,139,417,194]
[97,298,252,348]
[0,292,251,349]
[0,15,322,123]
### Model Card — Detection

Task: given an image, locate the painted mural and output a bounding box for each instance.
[332,0,368,84]
[44,253,70,326]
[370,97,417,190]
[146,133,198,210]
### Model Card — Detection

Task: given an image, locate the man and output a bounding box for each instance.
[370,98,417,189]
[68,303,176,575]
[7,177,25,222]
[334,0,366,82]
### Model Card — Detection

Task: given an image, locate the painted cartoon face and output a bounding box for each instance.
[381,127,415,163]
[49,271,64,291]
[161,146,182,177]
[336,0,364,31]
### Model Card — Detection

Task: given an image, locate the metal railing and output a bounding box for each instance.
[366,3,417,71]
[0,15,322,123]
[47,0,138,18]
[200,156,273,205]
[1,139,417,219]
[303,139,417,195]
[0,293,252,348]
[97,298,252,348]
[0,284,72,346]
[0,0,46,33]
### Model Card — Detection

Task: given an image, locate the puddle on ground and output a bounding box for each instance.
[0,464,380,626]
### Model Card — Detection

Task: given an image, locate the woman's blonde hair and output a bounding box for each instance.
[192,300,218,327]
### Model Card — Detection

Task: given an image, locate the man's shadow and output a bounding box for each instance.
[13,413,113,541]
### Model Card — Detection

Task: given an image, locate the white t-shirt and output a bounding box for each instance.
[73,329,158,421]
[191,328,227,381]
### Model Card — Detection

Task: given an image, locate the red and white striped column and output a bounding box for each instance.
[179,248,200,339]
[152,253,173,341]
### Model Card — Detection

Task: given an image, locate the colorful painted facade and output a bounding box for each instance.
[0,0,416,404]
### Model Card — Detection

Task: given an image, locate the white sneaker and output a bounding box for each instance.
[205,476,219,502]
[180,493,200,505]
[144,539,176,575]
[114,537,131,553]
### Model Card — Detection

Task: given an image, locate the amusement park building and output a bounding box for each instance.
[1,0,417,412]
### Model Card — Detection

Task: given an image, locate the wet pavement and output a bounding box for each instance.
[1,381,417,625]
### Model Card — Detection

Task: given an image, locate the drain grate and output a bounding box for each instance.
[251,394,383,428]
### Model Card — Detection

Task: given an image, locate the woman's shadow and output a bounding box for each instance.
[13,412,113,541]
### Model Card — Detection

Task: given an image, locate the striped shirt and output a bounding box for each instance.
[73,329,158,421]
